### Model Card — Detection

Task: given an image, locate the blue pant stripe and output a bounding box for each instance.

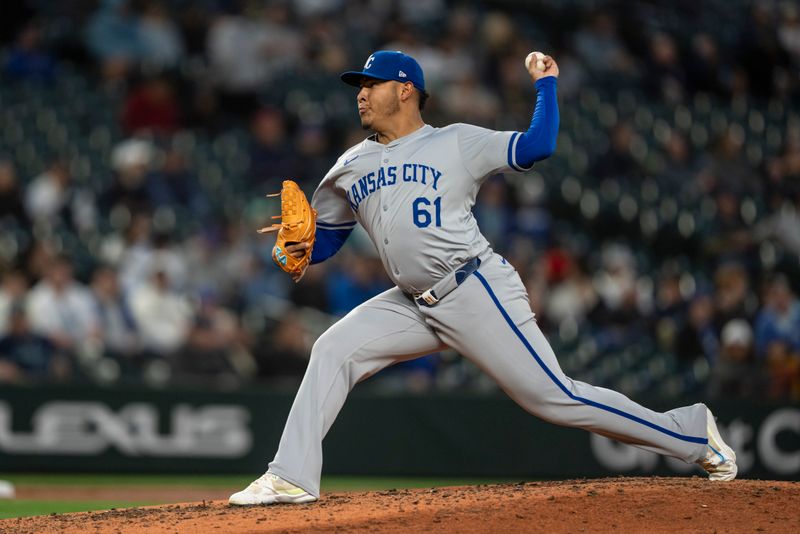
[473,271,708,445]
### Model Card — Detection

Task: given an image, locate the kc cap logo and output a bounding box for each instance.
[341,51,426,92]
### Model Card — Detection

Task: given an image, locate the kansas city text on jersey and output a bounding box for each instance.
[345,163,443,212]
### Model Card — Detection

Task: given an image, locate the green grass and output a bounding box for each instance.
[0,473,255,488]
[0,474,517,520]
[0,500,158,519]
[0,473,515,490]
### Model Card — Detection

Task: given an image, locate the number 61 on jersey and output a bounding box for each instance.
[413,196,442,228]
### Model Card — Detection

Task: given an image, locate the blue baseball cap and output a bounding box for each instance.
[340,51,426,92]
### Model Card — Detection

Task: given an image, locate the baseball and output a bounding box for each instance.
[525,51,546,71]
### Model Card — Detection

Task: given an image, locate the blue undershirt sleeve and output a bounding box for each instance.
[513,76,560,170]
[310,226,353,264]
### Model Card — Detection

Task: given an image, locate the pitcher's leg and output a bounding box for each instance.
[427,257,707,463]
[269,288,443,497]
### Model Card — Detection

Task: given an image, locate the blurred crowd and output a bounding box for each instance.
[0,0,799,400]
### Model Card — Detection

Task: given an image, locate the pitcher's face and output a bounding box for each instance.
[356,79,401,131]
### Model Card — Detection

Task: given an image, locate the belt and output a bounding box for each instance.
[408,256,482,307]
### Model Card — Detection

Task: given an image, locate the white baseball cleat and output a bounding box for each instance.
[697,408,738,481]
[228,473,317,505]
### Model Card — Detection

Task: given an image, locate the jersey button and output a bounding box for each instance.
[394,268,400,275]
[383,205,388,211]
[384,238,389,244]
[383,159,389,163]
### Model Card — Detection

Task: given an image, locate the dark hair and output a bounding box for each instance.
[418,89,429,111]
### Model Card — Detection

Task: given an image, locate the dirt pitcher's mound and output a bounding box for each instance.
[5,477,800,533]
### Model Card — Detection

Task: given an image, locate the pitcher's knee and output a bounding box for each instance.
[309,332,339,363]
[308,331,356,375]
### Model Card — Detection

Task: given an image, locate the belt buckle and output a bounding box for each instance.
[420,289,438,306]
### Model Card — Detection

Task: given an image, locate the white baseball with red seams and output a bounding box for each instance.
[525,51,546,71]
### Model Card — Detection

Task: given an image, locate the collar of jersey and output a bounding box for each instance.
[368,124,432,148]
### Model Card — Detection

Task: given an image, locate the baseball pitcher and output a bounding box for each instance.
[230,50,737,506]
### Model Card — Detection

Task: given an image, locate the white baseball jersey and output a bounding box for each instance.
[311,123,530,293]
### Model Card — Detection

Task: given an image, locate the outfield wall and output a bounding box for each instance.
[0,385,797,480]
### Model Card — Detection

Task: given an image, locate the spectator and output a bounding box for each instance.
[572,11,635,75]
[737,1,791,98]
[289,260,329,311]
[0,160,29,228]
[176,4,210,57]
[25,160,71,225]
[701,191,755,262]
[434,13,479,89]
[706,126,754,194]
[707,319,763,399]
[643,32,685,104]
[294,125,333,185]
[589,122,643,181]
[474,177,514,253]
[656,130,701,197]
[0,304,68,383]
[652,263,689,352]
[480,11,517,90]
[588,244,651,349]
[778,3,800,70]
[248,108,299,189]
[395,0,445,26]
[383,26,448,91]
[26,255,101,353]
[25,159,97,232]
[23,239,59,283]
[102,211,152,284]
[138,1,185,69]
[121,76,182,136]
[183,82,224,133]
[764,128,800,210]
[713,262,756,329]
[85,0,145,81]
[0,270,28,336]
[541,250,597,329]
[755,275,800,359]
[129,268,192,356]
[326,255,390,316]
[238,252,290,307]
[90,265,140,358]
[184,222,258,304]
[685,33,729,97]
[440,72,501,126]
[144,146,207,215]
[4,22,56,83]
[764,337,800,400]
[119,230,188,294]
[676,291,719,365]
[103,139,154,217]
[207,3,302,118]
[174,291,254,386]
[255,313,310,381]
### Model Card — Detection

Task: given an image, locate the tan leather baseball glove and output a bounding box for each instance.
[258,180,316,280]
